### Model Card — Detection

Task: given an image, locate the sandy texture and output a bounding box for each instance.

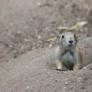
[0,37,92,92]
[0,0,92,92]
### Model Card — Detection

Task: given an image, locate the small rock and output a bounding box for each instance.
[82,67,87,70]
[38,35,41,39]
[64,86,66,89]
[26,86,30,89]
[65,81,68,85]
[49,44,53,48]
[37,2,41,6]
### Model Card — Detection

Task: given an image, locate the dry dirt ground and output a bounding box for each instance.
[0,0,92,92]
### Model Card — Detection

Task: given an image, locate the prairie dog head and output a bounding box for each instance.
[59,31,77,49]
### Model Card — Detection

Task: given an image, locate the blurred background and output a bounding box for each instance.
[0,0,92,62]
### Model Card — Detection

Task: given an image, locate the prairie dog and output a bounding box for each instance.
[56,31,83,71]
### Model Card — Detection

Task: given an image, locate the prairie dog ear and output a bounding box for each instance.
[56,29,64,39]
[57,26,74,33]
[56,30,65,40]
[74,34,78,43]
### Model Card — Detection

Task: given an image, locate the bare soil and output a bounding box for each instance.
[0,0,92,92]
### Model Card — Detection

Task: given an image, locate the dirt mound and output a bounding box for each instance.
[0,45,92,92]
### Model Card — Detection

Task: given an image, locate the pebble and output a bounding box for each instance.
[38,35,41,39]
[64,81,68,85]
[82,67,87,70]
[37,2,41,6]
[49,44,53,48]
[26,86,30,90]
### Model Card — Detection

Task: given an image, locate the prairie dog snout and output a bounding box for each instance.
[59,32,77,49]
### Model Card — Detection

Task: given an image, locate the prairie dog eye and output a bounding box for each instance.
[62,35,64,38]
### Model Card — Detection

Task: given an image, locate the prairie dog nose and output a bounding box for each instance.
[69,40,73,44]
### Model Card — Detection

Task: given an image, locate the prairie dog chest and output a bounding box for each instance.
[60,50,75,63]
[60,50,77,70]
